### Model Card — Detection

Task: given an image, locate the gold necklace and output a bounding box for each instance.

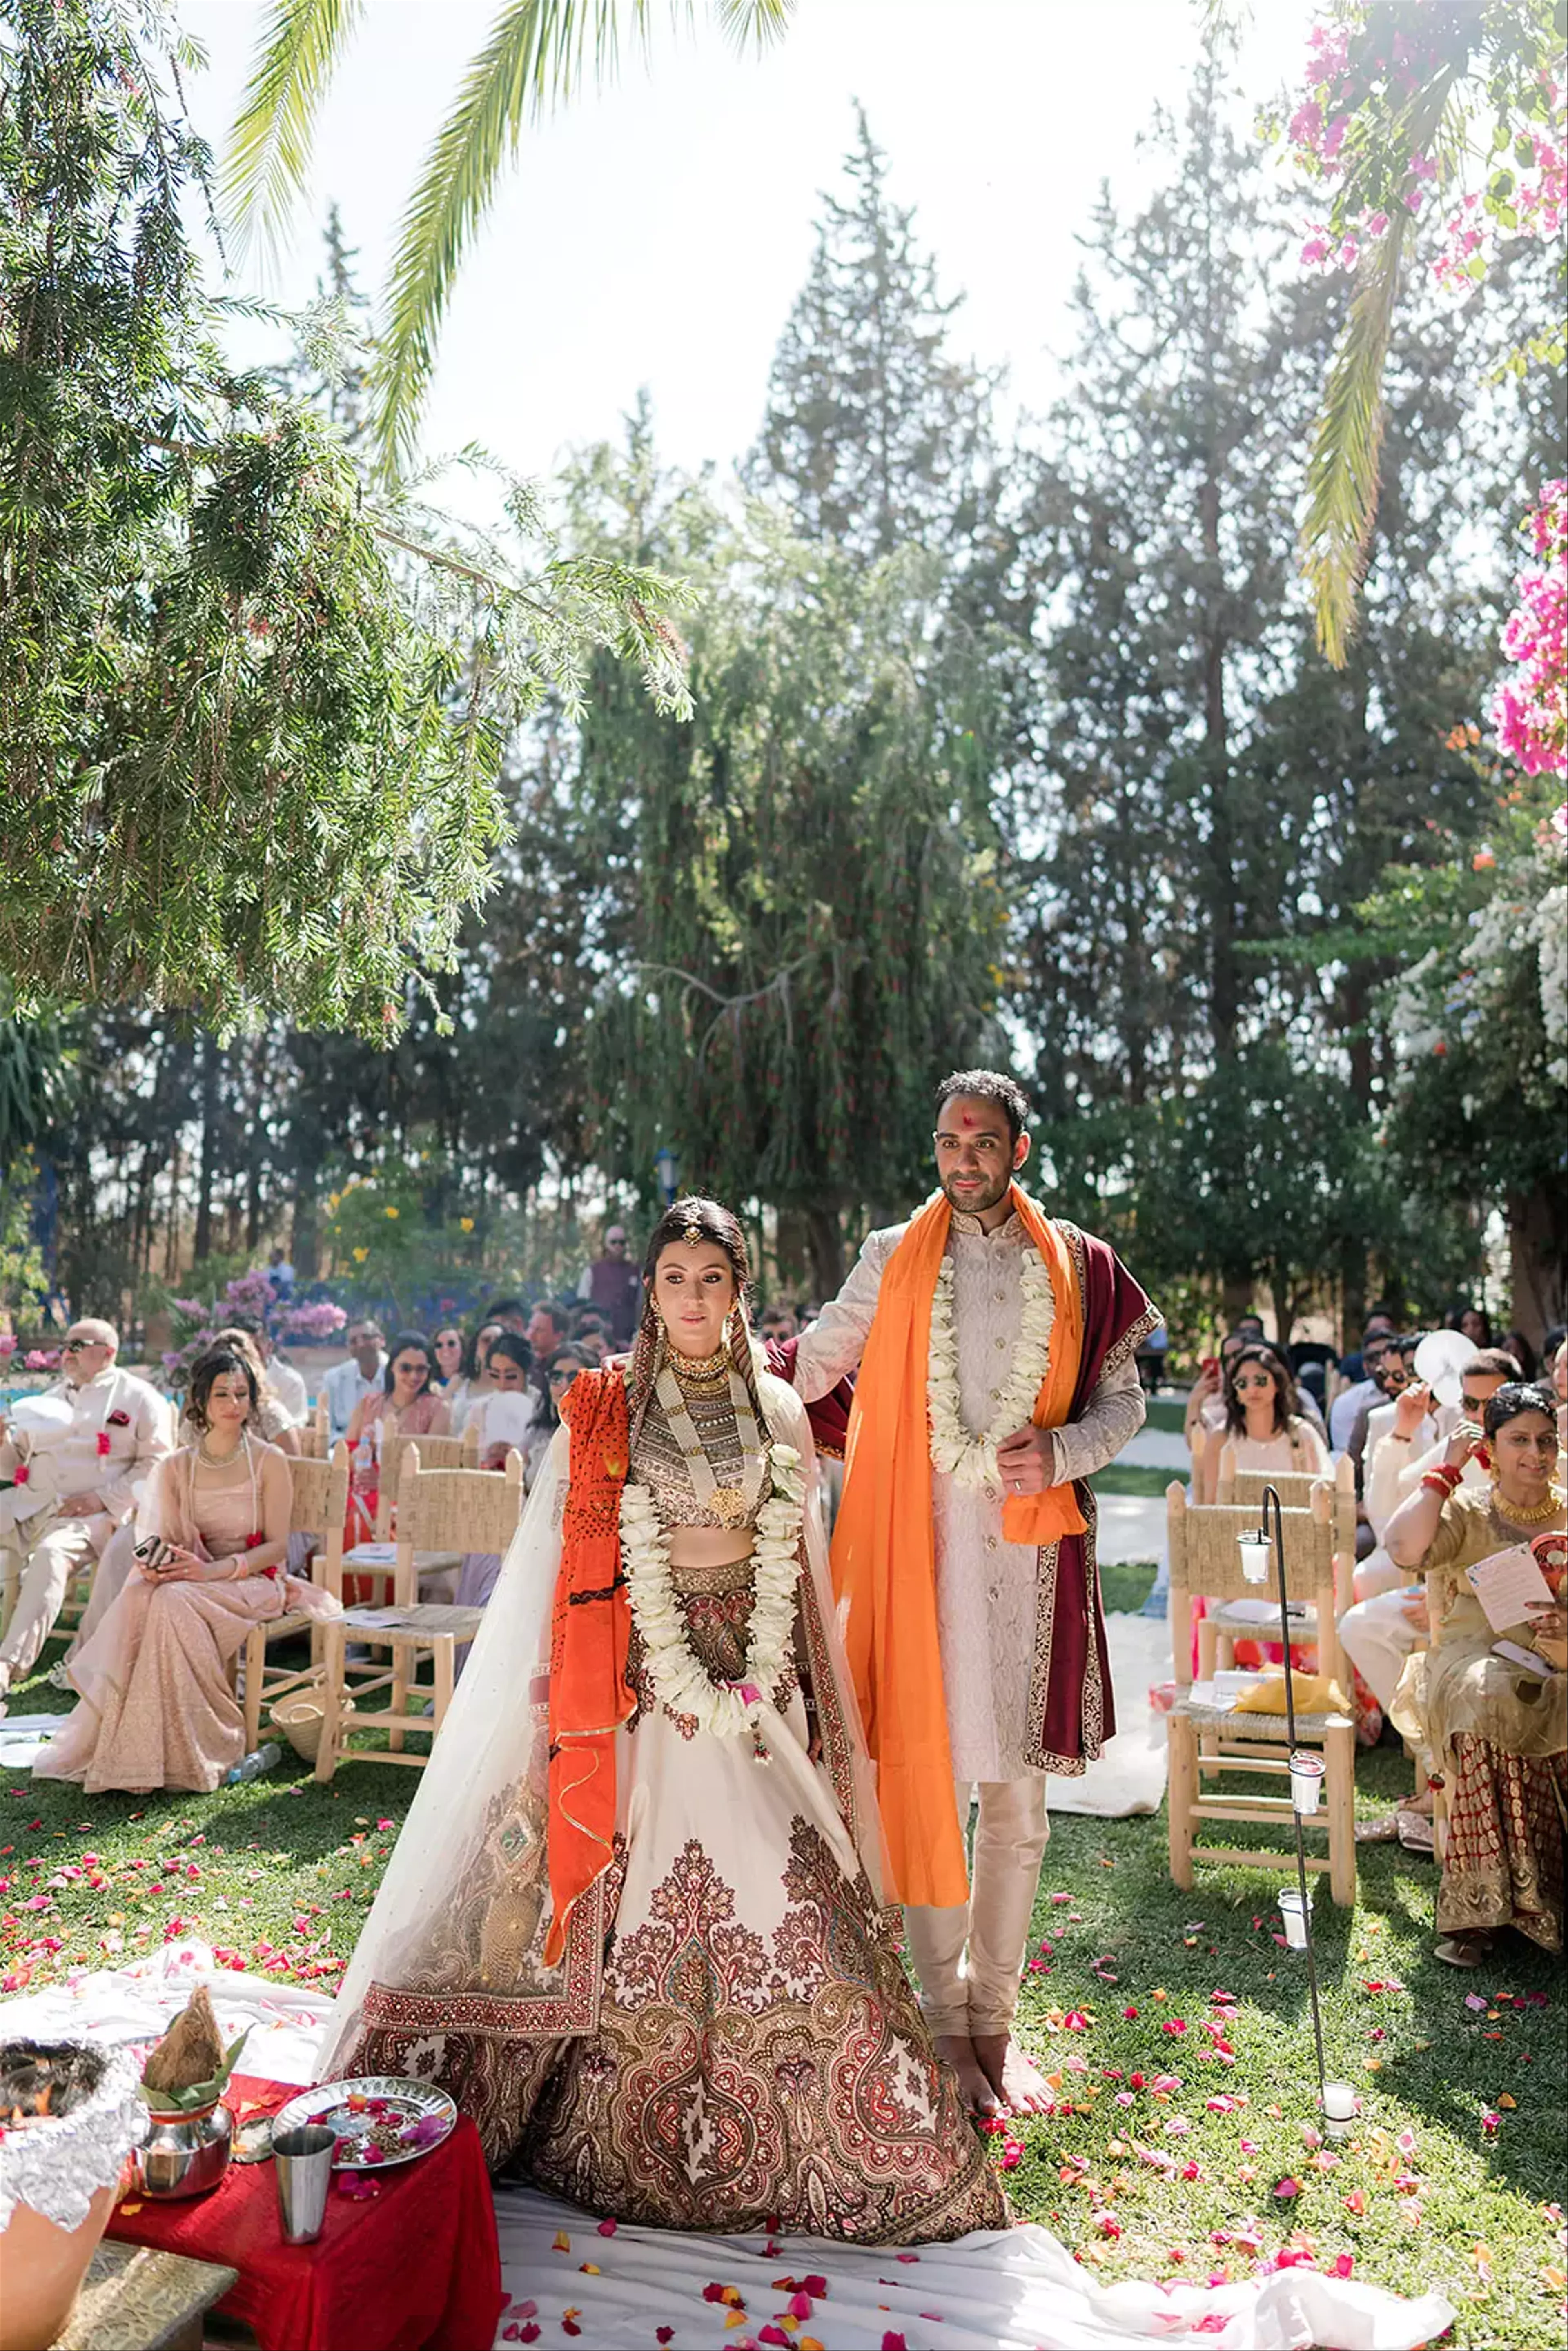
[1492,1481,1565,1528]
[668,1345,728,1388]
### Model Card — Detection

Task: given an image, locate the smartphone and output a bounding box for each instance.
[1200,1356,1221,1380]
[133,1535,176,1573]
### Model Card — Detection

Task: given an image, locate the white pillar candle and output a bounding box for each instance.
[1322,2081,1357,2138]
[1238,1535,1271,1585]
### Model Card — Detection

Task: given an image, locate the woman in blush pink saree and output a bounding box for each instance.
[38,1348,338,1796]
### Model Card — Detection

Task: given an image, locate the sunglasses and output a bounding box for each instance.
[1233,1374,1276,1391]
[63,1337,104,1354]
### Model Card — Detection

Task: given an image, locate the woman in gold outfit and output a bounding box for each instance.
[1388,1380,1566,1967]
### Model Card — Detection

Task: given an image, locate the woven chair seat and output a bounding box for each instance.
[342,1603,484,1640]
[1172,1694,1351,1738]
[1205,1598,1314,1638]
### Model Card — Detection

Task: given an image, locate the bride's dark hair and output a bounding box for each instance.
[640,1196,751,1296]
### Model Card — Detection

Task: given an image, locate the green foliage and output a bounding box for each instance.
[0,1155,47,1323]
[0,0,689,1038]
[223,0,796,475]
[320,1157,483,1322]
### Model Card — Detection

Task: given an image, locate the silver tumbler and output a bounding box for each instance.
[272,2122,336,2243]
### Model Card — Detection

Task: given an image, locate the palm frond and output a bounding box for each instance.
[221,0,368,263]
[1300,213,1407,670]
[712,0,795,52]
[369,2,648,479]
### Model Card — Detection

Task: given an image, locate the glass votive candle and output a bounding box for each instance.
[1278,1888,1310,1949]
[1238,1534,1271,1585]
[1290,1750,1325,1814]
[1321,2081,1357,2139]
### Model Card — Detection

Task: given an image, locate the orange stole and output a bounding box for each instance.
[543,1367,635,1967]
[829,1187,1084,1908]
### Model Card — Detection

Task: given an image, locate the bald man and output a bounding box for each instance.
[0,1320,172,1713]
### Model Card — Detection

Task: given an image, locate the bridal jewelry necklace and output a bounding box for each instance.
[927,1239,1055,1492]
[654,1329,766,1529]
[1491,1482,1565,1529]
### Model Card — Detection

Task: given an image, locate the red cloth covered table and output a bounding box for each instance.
[107,2073,504,2351]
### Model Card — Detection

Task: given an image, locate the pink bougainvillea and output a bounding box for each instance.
[1493,480,1567,777]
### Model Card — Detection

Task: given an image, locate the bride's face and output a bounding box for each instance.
[652,1240,737,1360]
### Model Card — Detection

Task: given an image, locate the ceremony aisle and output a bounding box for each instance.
[3,1662,1563,2342]
[4,1945,1455,2351]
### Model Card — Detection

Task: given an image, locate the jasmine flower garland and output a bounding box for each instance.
[620,1444,805,1737]
[927,1243,1055,1491]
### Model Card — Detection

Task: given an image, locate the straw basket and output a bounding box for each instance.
[269,1679,353,1765]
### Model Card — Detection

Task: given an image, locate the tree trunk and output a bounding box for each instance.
[193,1034,219,1265]
[1507,1181,1566,1351]
[805,1204,846,1301]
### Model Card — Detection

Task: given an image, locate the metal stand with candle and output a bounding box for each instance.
[1241,1485,1356,2137]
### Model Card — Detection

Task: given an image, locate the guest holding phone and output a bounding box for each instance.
[36,1348,338,1794]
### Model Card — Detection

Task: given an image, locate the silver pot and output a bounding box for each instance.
[133,2098,234,2199]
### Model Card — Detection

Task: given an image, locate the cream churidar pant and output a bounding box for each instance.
[902,1773,1050,2037]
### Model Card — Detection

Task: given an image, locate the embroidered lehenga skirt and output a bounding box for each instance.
[345,1565,1004,2242]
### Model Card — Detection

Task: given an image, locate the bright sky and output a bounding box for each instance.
[183,0,1319,485]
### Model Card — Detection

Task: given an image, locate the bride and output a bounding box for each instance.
[322,1197,1004,2242]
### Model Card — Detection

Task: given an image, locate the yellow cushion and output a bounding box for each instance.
[1231,1668,1350,1715]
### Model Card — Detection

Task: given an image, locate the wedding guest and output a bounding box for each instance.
[577,1224,642,1347]
[1387,1381,1565,1966]
[1449,1302,1493,1349]
[444,1321,502,1436]
[431,1325,467,1397]
[526,1300,568,1363]
[466,1334,538,1467]
[1341,1351,1519,1721]
[1329,1327,1395,1450]
[1503,1327,1539,1382]
[1195,1343,1331,1503]
[203,1328,301,1456]
[37,1347,337,1794]
[758,1302,798,1343]
[255,1325,309,1427]
[488,1297,530,1337]
[324,1320,387,1446]
[0,1320,172,1716]
[345,1332,449,1539]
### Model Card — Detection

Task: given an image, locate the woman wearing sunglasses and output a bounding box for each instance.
[1196,1342,1330,1503]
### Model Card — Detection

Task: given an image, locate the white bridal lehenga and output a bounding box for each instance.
[322,1338,1003,2240]
[307,1325,1456,2343]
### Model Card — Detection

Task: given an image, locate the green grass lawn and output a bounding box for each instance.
[1143,1394,1188,1435]
[1092,1462,1182,1499]
[5,1630,1565,2347]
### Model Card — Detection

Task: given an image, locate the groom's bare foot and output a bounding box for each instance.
[935,2031,1001,2116]
[973,2031,1053,2115]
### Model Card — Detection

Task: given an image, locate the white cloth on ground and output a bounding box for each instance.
[0,1947,1454,2351]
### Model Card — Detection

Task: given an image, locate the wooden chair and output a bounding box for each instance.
[297,1403,328,1462]
[240,1443,349,1754]
[312,1444,525,1781]
[1205,1452,1356,1682]
[1166,1481,1356,1904]
[339,1422,480,1603]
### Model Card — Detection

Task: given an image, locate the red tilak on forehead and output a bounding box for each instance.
[960,1109,976,1129]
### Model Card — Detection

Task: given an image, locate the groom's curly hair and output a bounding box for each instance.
[935,1068,1031,1145]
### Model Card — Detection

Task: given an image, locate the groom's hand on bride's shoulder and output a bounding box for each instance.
[996,1425,1056,1494]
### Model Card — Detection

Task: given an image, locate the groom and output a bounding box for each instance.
[786,1070,1156,2115]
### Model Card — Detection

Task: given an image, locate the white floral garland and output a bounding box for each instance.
[927,1241,1055,1491]
[620,1442,805,1738]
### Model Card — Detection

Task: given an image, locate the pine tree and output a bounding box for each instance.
[747,107,999,562]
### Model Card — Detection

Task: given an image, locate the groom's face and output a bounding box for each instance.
[933,1095,1025,1217]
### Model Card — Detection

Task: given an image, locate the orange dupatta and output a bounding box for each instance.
[830,1186,1084,1908]
[543,1366,635,1966]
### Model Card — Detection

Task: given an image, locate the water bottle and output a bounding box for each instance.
[225,1742,282,1785]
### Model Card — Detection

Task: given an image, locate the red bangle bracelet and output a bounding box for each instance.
[1421,1467,1460,1495]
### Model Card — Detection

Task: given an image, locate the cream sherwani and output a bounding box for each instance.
[0,1366,173,1694]
[794,1210,1146,2035]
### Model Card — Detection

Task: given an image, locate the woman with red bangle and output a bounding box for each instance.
[1385,1381,1566,1968]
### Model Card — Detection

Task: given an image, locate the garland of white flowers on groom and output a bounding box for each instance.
[927,1240,1055,1490]
[620,1436,806,1740]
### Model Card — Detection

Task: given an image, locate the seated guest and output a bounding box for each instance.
[1386,1382,1566,1967]
[36,1348,337,1794]
[1503,1327,1539,1382]
[526,1298,568,1364]
[570,1312,610,1365]
[1345,1333,1420,1557]
[467,1334,538,1467]
[345,1331,449,1540]
[0,1320,172,1717]
[1449,1302,1494,1348]
[443,1321,502,1436]
[431,1325,467,1397]
[196,1328,301,1456]
[1342,1351,1519,1724]
[525,1345,594,1485]
[1329,1325,1395,1451]
[325,1320,387,1446]
[488,1296,530,1336]
[1184,1329,1251,1450]
[1196,1343,1330,1502]
[758,1301,798,1343]
[1336,1310,1395,1389]
[249,1318,309,1427]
